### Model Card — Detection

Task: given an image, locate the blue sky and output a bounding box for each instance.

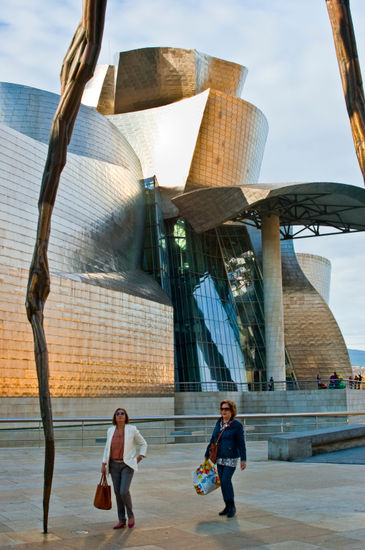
[1,0,365,350]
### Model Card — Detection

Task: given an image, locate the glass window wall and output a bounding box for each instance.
[143,185,293,391]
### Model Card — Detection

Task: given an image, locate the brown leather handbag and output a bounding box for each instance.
[93,472,112,510]
[209,442,219,464]
[209,422,231,463]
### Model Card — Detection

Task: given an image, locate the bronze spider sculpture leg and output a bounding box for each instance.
[326,0,365,183]
[25,0,107,533]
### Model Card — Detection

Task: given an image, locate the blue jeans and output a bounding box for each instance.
[217,464,235,502]
[110,460,134,521]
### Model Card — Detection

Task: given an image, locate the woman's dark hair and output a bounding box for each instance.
[220,399,237,418]
[112,407,129,425]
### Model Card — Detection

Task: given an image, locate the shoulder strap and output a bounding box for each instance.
[215,421,232,445]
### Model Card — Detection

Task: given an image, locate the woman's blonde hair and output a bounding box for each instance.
[112,407,129,425]
[220,400,237,418]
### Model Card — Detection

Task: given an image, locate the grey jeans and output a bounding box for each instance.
[109,460,134,521]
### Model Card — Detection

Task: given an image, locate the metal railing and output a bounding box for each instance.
[175,378,365,392]
[1,411,365,448]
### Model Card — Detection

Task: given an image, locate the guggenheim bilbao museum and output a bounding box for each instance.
[1,47,365,416]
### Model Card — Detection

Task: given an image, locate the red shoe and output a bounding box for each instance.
[128,517,135,529]
[113,521,126,529]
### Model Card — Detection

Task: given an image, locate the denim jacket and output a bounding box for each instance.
[205,418,246,461]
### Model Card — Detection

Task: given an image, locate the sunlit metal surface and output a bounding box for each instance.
[81,46,364,391]
[0,82,174,398]
[82,64,115,115]
[105,47,247,114]
[84,47,267,192]
[296,253,331,304]
[0,83,136,167]
[185,90,268,190]
[172,182,365,234]
[1,44,358,399]
[109,91,210,192]
[107,89,267,192]
[281,239,352,381]
[0,265,174,397]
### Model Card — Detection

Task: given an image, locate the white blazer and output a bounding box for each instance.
[102,424,147,475]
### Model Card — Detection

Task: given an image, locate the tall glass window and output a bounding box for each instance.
[216,224,266,387]
[143,186,292,391]
[165,218,248,391]
[142,178,171,297]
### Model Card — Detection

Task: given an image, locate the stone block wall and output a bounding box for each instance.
[0,396,175,447]
[175,390,365,439]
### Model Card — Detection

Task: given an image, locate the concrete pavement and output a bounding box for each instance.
[0,441,365,549]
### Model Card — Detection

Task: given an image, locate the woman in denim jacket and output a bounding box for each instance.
[205,400,246,518]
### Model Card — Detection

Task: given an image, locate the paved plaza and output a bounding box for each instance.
[0,441,365,549]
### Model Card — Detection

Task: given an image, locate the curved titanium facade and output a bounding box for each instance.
[108,89,268,192]
[108,91,210,192]
[111,47,248,114]
[82,64,116,115]
[296,253,331,304]
[281,240,351,380]
[185,90,268,190]
[0,83,136,168]
[0,84,174,398]
[84,47,268,192]
[78,47,361,388]
[0,45,358,397]
[172,182,365,234]
[0,84,152,278]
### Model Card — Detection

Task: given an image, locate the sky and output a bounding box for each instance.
[1,0,364,351]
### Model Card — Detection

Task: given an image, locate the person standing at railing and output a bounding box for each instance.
[317,374,327,389]
[205,400,246,518]
[329,372,338,389]
[101,408,147,530]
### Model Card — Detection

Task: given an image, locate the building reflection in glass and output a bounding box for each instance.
[144,185,270,391]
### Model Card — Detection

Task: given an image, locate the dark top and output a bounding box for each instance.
[205,418,246,461]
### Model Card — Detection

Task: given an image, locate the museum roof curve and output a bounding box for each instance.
[172,181,365,238]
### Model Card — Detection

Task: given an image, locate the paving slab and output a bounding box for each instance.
[0,442,364,549]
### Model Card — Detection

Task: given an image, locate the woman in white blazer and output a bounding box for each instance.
[101,407,147,529]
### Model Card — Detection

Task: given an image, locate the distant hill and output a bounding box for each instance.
[348,349,365,367]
